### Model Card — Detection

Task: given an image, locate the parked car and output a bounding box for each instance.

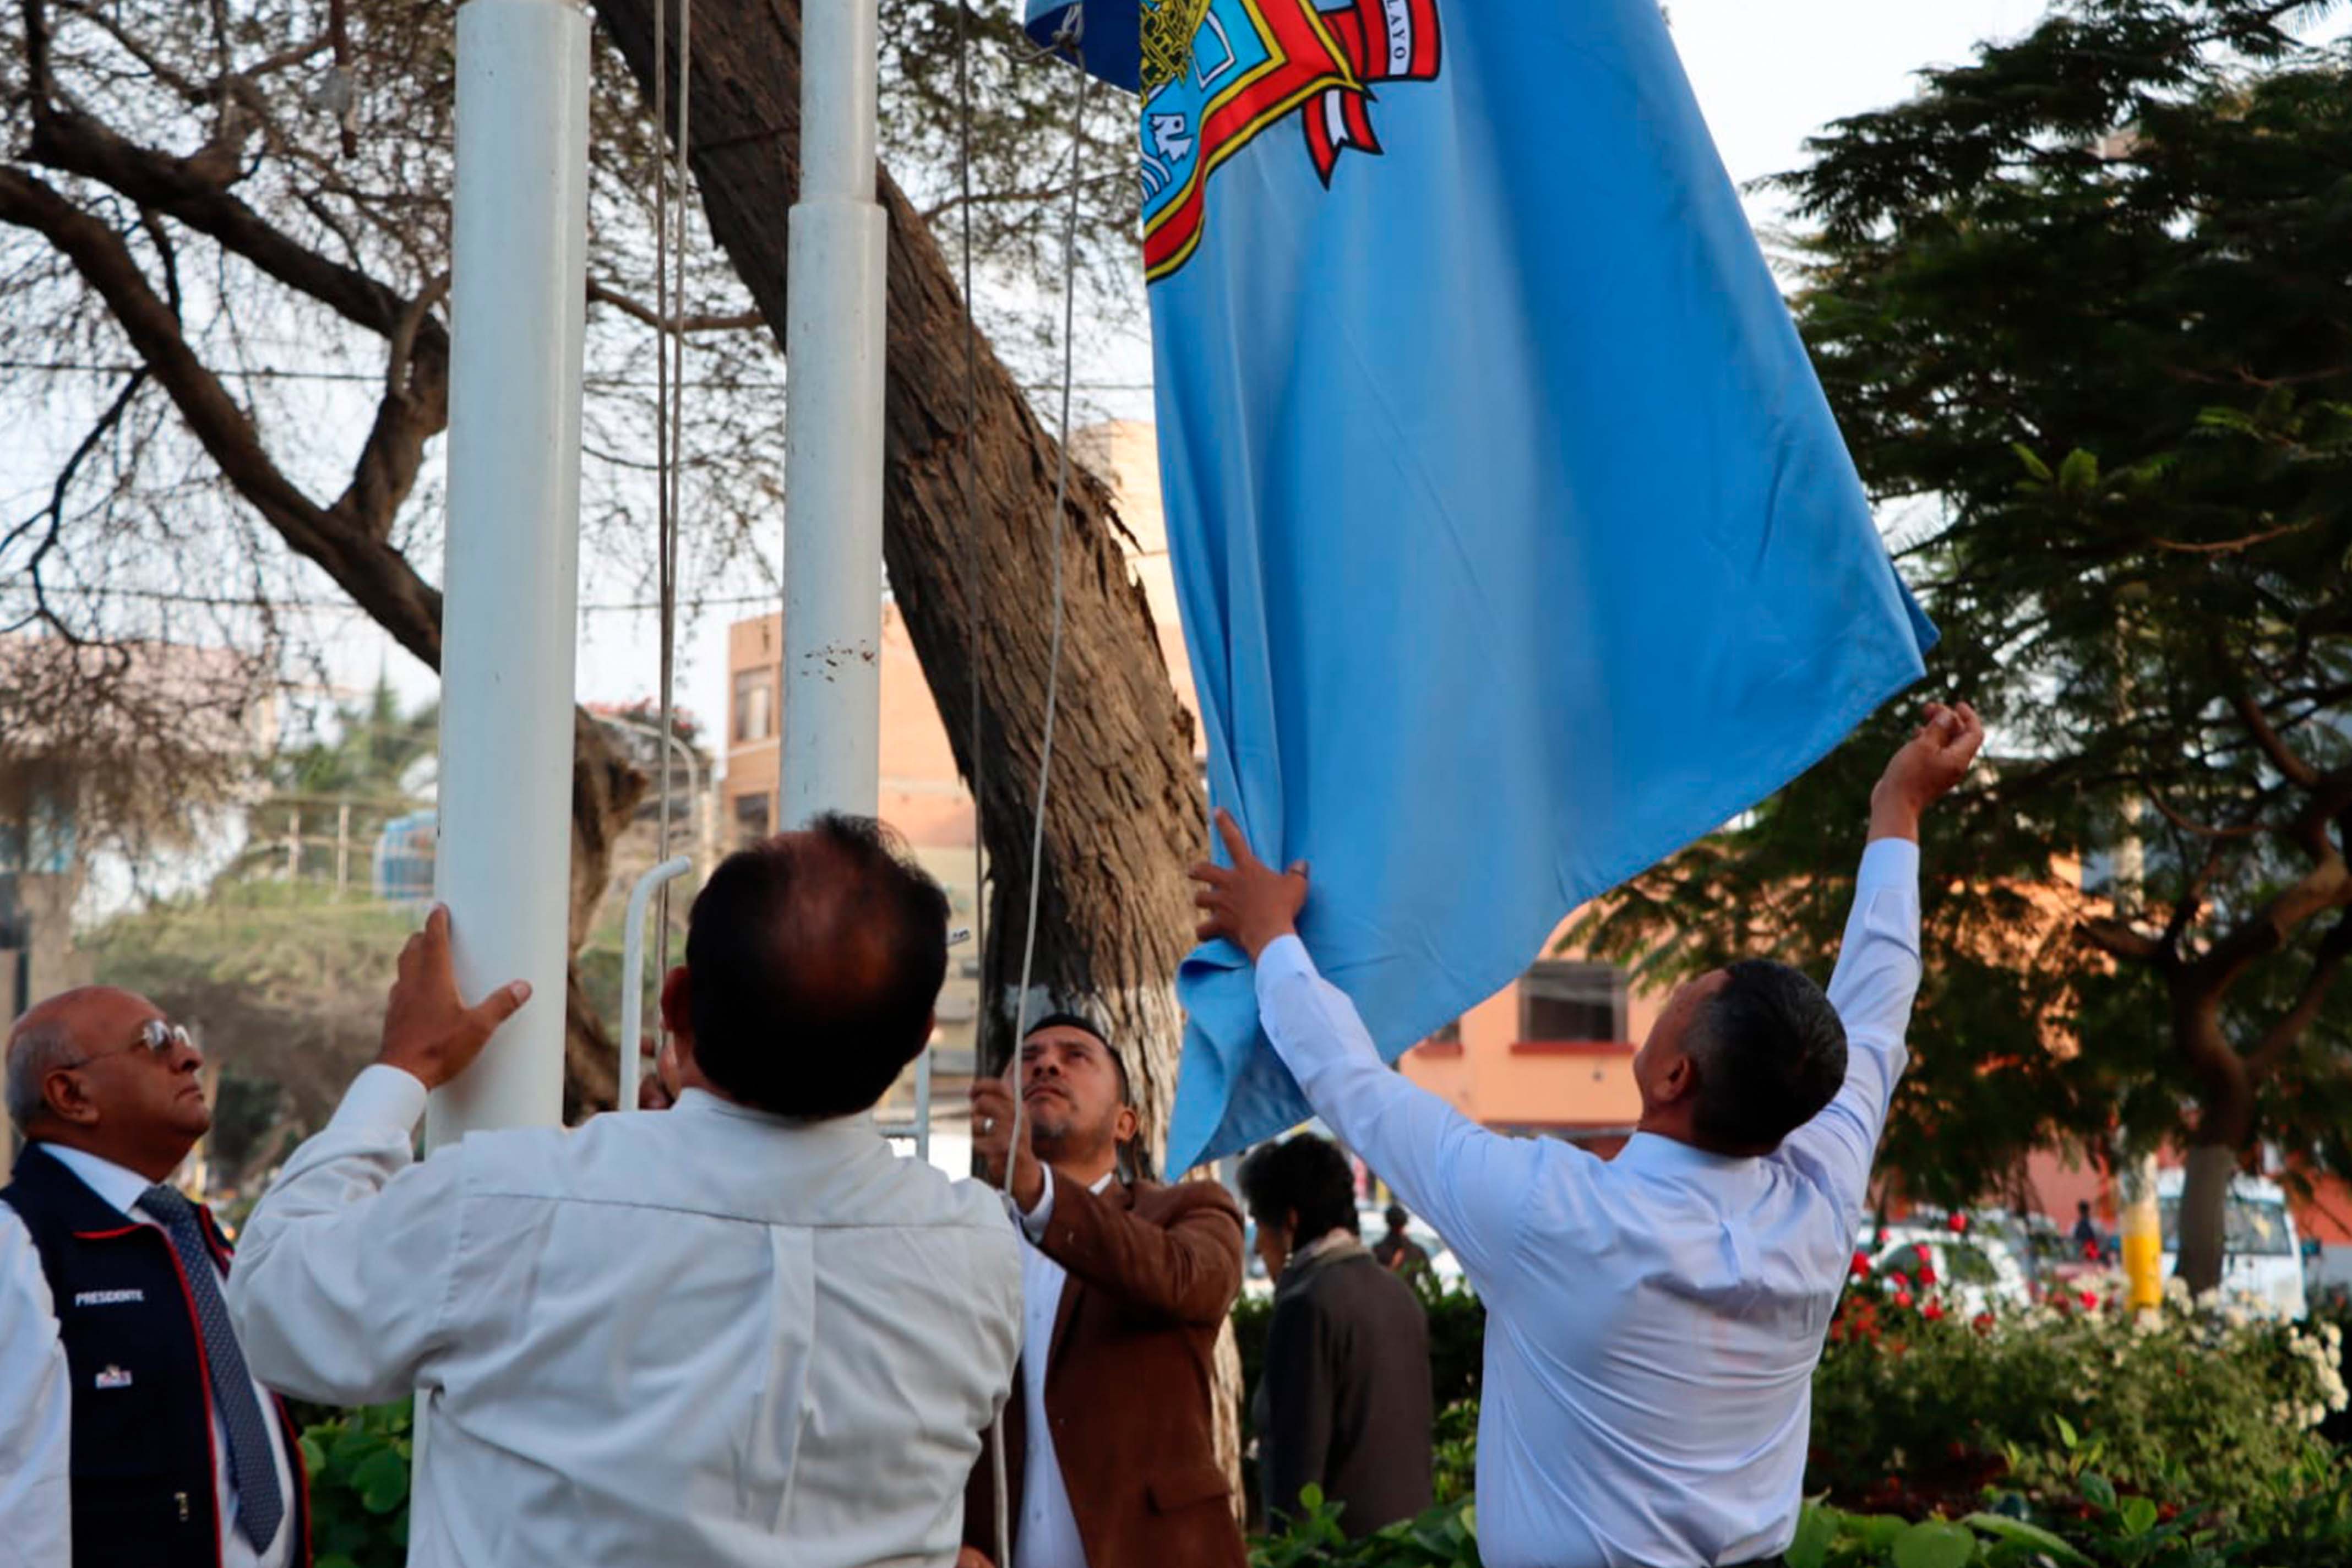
[2158,1169,2307,1319]
[1860,1226,2033,1317]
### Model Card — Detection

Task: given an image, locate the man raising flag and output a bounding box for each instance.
[1025,0,1937,1172]
[1192,703,1982,1568]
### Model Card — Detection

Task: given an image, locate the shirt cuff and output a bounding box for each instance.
[1857,834,1920,889]
[329,1064,431,1137]
[1013,1164,1056,1241]
[1254,933,1315,1000]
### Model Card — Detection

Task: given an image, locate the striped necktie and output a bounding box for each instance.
[141,1184,285,1555]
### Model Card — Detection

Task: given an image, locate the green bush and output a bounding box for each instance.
[1809,1272,2347,1516]
[1249,1477,2352,1568]
[1250,1491,1481,1567]
[296,1400,413,1568]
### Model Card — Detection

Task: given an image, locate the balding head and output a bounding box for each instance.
[7,986,208,1179]
[663,814,951,1119]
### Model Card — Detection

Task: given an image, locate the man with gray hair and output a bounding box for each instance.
[1,988,311,1568]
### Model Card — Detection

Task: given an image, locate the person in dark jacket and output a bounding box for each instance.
[2,987,311,1568]
[1241,1133,1434,1537]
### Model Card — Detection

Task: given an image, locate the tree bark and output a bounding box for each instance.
[587,0,1205,1153]
[2174,1144,2240,1299]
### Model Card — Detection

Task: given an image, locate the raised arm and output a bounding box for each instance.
[1027,1173,1244,1326]
[1195,813,1554,1297]
[228,1069,466,1404]
[226,907,529,1405]
[1776,703,1982,1222]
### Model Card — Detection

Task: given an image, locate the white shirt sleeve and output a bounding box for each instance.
[226,1064,470,1407]
[1255,935,1551,1299]
[0,1206,69,1568]
[1774,836,1923,1225]
[1015,1163,1056,1242]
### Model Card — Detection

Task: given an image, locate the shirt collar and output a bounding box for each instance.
[673,1086,874,1133]
[35,1142,160,1217]
[1611,1131,1760,1178]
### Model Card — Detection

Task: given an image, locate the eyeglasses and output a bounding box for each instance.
[57,1018,195,1071]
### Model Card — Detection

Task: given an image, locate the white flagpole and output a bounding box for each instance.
[778,0,888,831]
[430,0,591,1145]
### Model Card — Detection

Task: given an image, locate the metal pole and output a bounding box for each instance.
[620,855,694,1112]
[778,0,886,827]
[335,802,351,897]
[429,0,591,1144]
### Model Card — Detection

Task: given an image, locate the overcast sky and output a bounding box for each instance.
[313,2,2070,767]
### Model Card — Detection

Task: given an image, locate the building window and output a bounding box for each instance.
[1428,1018,1462,1046]
[733,792,771,845]
[733,671,775,744]
[1519,960,1625,1043]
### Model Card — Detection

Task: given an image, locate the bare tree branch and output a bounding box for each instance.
[2248,913,2352,1079]
[0,166,445,662]
[23,106,449,361]
[2080,916,2167,965]
[584,276,764,335]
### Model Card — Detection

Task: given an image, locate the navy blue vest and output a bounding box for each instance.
[2,1145,310,1568]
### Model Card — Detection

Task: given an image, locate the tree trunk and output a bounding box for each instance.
[564,711,649,1117]
[2170,986,2256,1296]
[586,0,1205,1152]
[2173,1143,2238,1299]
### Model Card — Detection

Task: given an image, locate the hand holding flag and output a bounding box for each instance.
[1191,810,1309,962]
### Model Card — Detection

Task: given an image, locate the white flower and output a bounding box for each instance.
[2224,1306,2250,1331]
[2275,1400,2299,1424]
[2132,1310,2163,1337]
[2309,1403,2329,1429]
[2165,1277,2193,1306]
[2323,1321,2343,1351]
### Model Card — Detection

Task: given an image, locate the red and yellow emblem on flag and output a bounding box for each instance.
[1140,0,1442,282]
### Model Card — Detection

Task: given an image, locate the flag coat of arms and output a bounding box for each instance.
[1027,0,1938,1173]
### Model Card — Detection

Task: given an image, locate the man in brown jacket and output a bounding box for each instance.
[962,1012,1246,1568]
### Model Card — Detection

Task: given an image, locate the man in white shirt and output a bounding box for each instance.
[1,988,308,1568]
[227,815,1024,1568]
[1191,703,1983,1568]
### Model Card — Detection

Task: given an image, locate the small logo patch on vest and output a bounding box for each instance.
[94,1365,133,1390]
[74,1288,145,1306]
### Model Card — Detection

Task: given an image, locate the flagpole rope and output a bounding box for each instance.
[648,0,693,1080]
[981,14,1092,1564]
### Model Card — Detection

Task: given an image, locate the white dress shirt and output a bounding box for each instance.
[1255,837,1921,1568]
[226,1069,1024,1568]
[1009,1166,1109,1568]
[0,1145,297,1568]
[0,1204,70,1568]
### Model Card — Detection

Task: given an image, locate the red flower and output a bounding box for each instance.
[1851,1250,1872,1277]
[1923,1301,1946,1321]
[1916,1262,1939,1287]
[2078,1289,2099,1310]
[1893,1290,1915,1310]
[1876,1228,1891,1245]
[1973,1312,1995,1333]
[1950,1212,1970,1233]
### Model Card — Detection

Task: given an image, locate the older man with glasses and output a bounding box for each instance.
[0,988,309,1568]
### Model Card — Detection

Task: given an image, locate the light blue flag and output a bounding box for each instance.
[1027,0,1937,1173]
